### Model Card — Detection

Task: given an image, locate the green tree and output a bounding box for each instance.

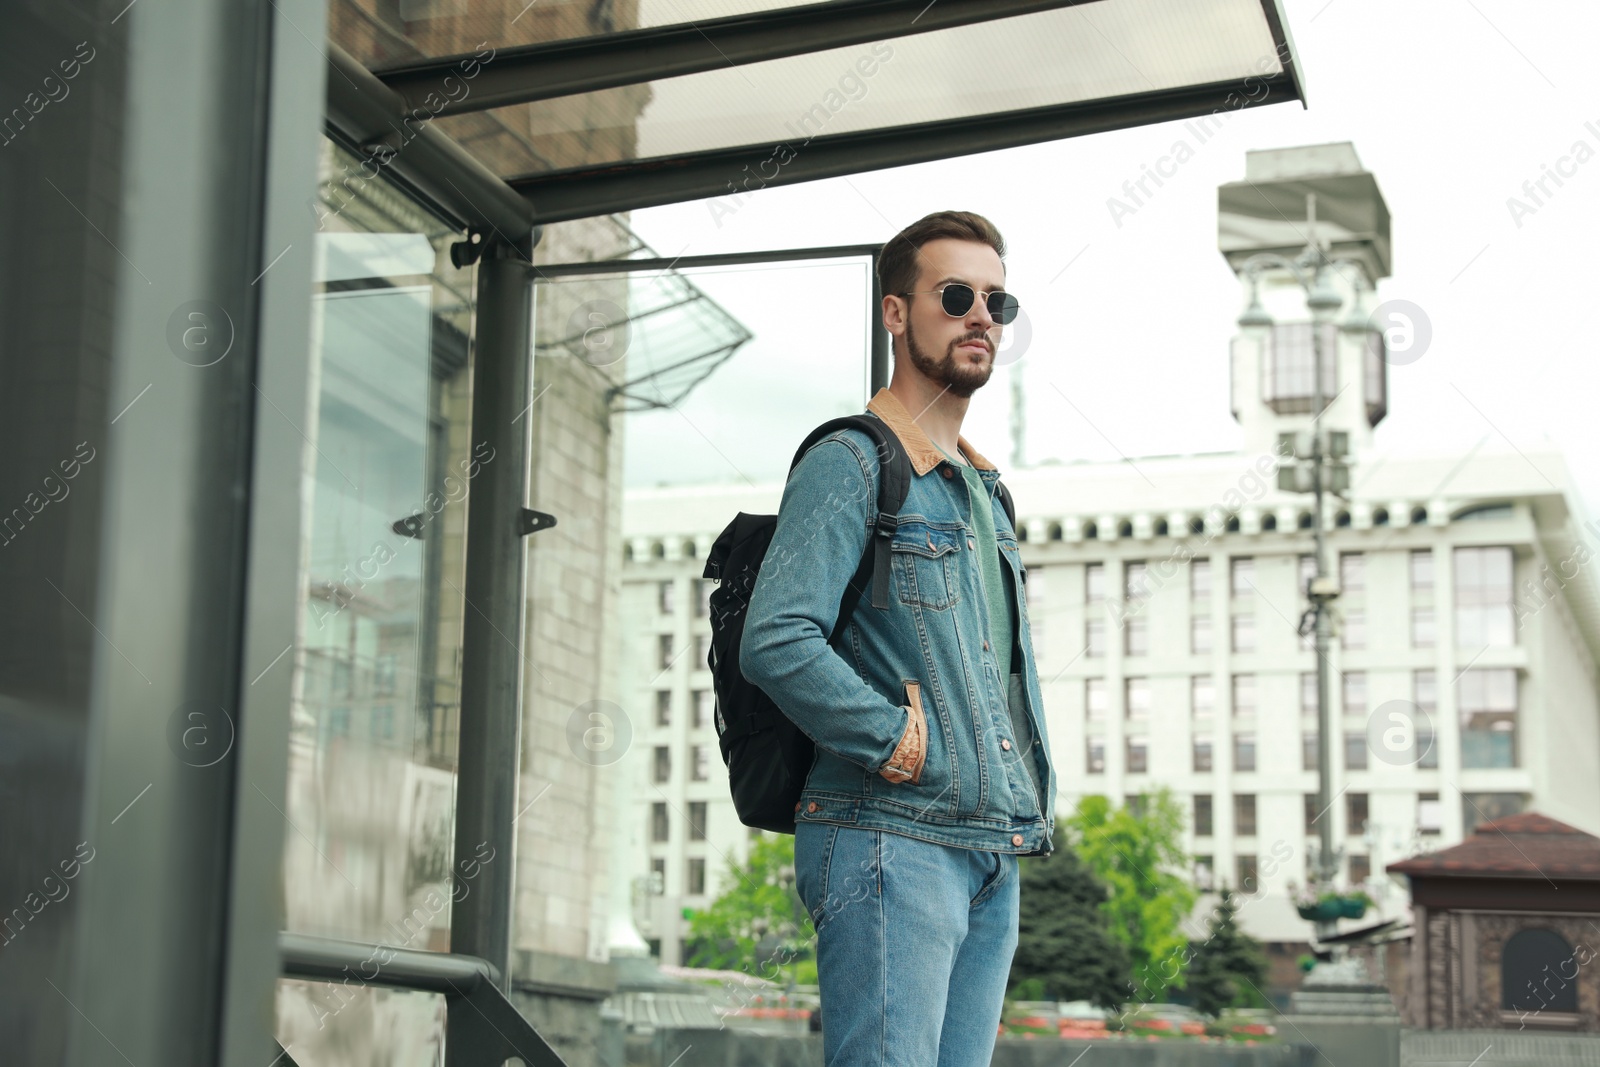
[683,834,814,983]
[1010,827,1130,1010]
[1066,790,1196,1001]
[1185,887,1268,1017]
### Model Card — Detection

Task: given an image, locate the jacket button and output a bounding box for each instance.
[983,640,990,651]
[967,538,976,550]
[1011,834,1024,846]
[941,467,954,479]
[1001,739,1011,750]
[807,802,819,813]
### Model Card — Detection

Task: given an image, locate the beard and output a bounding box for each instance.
[905,316,994,399]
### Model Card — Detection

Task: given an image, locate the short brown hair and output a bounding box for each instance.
[876,211,1006,302]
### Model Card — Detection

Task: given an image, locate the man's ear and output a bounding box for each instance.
[881,293,907,331]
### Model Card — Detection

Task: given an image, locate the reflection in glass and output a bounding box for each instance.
[281,140,477,964]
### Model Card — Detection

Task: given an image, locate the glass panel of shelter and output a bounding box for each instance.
[426,0,1285,178]
[275,137,477,1061]
[526,224,877,968]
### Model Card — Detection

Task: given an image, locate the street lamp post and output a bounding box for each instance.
[1235,193,1368,958]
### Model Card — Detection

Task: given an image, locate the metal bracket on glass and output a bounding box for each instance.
[450,226,489,269]
[392,513,426,540]
[518,508,557,537]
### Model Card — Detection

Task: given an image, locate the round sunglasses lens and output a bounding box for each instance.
[990,293,1019,325]
[939,284,976,317]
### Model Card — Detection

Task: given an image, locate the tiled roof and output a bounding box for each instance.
[1387,812,1600,880]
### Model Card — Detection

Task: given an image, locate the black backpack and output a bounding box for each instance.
[701,413,1016,834]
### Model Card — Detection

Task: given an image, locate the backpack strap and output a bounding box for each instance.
[995,479,1017,537]
[788,413,914,628]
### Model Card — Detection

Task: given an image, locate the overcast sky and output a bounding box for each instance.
[619,0,1600,523]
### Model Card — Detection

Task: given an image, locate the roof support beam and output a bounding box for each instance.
[509,73,1301,225]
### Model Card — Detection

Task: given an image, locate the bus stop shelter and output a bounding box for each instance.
[0,2,1303,1064]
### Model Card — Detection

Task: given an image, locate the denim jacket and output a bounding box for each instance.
[739,387,1057,857]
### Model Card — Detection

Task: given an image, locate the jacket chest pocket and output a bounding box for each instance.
[889,522,963,611]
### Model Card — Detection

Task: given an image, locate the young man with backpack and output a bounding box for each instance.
[736,211,1057,1066]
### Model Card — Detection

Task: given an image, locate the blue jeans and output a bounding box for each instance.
[795,821,1020,1066]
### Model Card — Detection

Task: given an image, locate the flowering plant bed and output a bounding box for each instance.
[998,1012,1278,1043]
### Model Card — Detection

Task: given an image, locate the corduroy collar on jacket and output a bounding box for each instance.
[866,386,998,476]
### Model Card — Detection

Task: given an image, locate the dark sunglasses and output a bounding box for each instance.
[900,283,1020,325]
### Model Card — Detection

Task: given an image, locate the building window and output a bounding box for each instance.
[1503,929,1579,1014]
[1194,855,1215,891]
[1304,793,1320,834]
[1411,549,1434,590]
[687,857,706,896]
[1192,735,1213,773]
[1125,678,1150,723]
[1302,732,1319,772]
[1236,855,1259,894]
[1086,678,1107,723]
[1192,676,1215,721]
[1341,610,1365,650]
[1231,613,1256,654]
[1347,792,1369,835]
[1348,854,1371,885]
[1462,792,1526,833]
[1340,552,1365,593]
[694,577,712,618]
[1344,732,1368,770]
[656,690,672,727]
[329,705,350,738]
[1415,669,1440,768]
[1194,794,1214,837]
[1191,614,1212,654]
[1342,671,1366,716]
[1411,607,1436,648]
[695,633,711,668]
[1417,793,1442,834]
[1232,674,1257,718]
[688,801,708,841]
[1086,737,1106,774]
[693,689,712,730]
[1085,562,1105,604]
[649,859,666,896]
[1126,794,1147,819]
[1191,558,1212,600]
[1301,672,1317,716]
[653,745,672,783]
[1263,321,1338,414]
[651,802,669,842]
[1454,546,1514,648]
[1125,615,1149,657]
[1299,553,1317,594]
[1459,668,1518,768]
[691,745,710,781]
[374,653,398,695]
[1085,618,1106,658]
[1230,557,1255,598]
[1125,561,1152,604]
[658,580,675,615]
[1234,794,1257,837]
[657,634,675,670]
[1233,732,1257,772]
[1126,737,1148,774]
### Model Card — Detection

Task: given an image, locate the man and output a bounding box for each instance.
[740,210,1057,1066]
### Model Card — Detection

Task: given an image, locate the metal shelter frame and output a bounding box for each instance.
[18,1,1305,1064]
